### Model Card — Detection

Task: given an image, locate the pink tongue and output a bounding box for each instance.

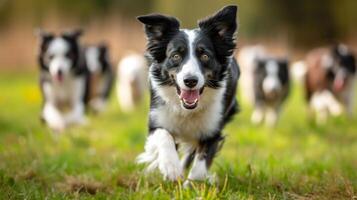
[180,89,200,104]
[55,74,63,82]
[333,78,345,92]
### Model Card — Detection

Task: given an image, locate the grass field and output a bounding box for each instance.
[0,71,356,199]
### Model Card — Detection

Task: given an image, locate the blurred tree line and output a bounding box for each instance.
[0,0,356,48]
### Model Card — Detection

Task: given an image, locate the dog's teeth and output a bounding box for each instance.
[182,99,198,106]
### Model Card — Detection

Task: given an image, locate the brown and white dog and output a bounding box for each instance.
[305,44,356,123]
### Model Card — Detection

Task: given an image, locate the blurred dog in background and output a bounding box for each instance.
[304,44,356,123]
[251,57,290,126]
[85,43,114,113]
[37,29,89,132]
[116,53,147,112]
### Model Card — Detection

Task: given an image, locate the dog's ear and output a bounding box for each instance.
[137,14,180,41]
[63,29,83,40]
[198,6,238,64]
[199,5,237,39]
[278,58,289,67]
[98,42,108,54]
[34,29,54,43]
[137,14,180,62]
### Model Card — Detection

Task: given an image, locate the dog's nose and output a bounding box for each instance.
[57,70,63,76]
[183,76,198,88]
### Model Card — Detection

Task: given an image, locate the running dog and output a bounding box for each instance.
[136,6,240,184]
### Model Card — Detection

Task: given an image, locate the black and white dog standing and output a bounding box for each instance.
[37,30,89,132]
[136,6,240,183]
[84,44,114,113]
[251,58,290,126]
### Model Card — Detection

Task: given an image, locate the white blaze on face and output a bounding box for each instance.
[263,60,281,95]
[86,47,101,73]
[176,30,205,90]
[47,38,72,79]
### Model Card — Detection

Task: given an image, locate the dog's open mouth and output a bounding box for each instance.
[176,86,204,109]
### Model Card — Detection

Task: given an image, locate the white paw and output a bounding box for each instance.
[47,118,66,132]
[70,115,88,126]
[51,123,66,133]
[158,156,183,181]
[183,173,218,189]
[90,98,106,113]
[251,109,264,124]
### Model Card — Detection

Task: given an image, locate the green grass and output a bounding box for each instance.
[0,71,356,199]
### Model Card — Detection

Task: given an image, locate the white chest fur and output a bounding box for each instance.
[150,83,226,143]
[43,74,85,108]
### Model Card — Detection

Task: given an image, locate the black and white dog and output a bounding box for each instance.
[136,6,239,183]
[251,58,290,126]
[84,44,114,113]
[37,30,89,132]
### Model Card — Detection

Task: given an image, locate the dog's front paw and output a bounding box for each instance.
[47,118,66,133]
[158,156,183,181]
[183,173,218,188]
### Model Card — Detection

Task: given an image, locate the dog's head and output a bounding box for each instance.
[138,5,237,110]
[37,29,83,83]
[330,44,356,93]
[255,58,289,100]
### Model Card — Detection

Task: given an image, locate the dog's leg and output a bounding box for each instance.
[64,102,86,125]
[344,82,355,117]
[137,128,182,181]
[43,103,65,132]
[65,78,87,125]
[184,134,224,186]
[323,91,343,117]
[180,147,196,170]
[265,106,279,127]
[89,97,106,113]
[251,105,264,124]
[310,92,328,124]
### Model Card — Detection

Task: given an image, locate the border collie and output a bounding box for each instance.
[305,44,356,123]
[251,58,290,126]
[85,43,114,113]
[136,5,240,184]
[37,29,89,132]
[117,53,148,112]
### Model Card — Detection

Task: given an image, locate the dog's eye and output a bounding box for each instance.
[200,54,209,62]
[172,54,181,62]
